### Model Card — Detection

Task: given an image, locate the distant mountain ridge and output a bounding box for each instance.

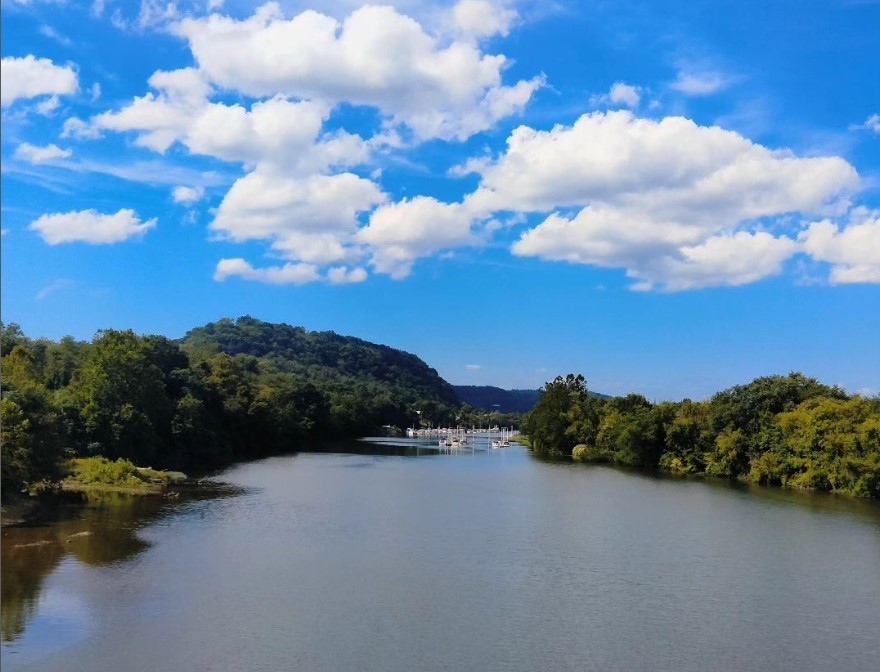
[454,386,541,413]
[455,385,611,413]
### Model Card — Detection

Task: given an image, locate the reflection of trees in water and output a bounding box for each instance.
[1,483,242,643]
[1,527,64,642]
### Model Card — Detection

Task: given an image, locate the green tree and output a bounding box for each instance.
[660,399,712,473]
[72,330,171,463]
[768,396,880,497]
[1,346,65,495]
[525,374,588,457]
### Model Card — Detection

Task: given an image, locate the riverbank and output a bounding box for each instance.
[1,458,187,527]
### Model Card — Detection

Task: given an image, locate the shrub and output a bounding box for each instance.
[572,444,612,463]
[72,457,145,487]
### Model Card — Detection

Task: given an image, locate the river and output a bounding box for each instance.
[3,439,879,671]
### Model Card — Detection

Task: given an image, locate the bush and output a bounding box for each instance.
[572,444,612,463]
[72,457,146,487]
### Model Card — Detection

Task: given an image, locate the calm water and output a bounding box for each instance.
[3,441,880,671]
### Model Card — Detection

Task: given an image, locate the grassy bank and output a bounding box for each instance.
[62,457,187,496]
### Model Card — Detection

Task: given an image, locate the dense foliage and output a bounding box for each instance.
[525,373,880,498]
[1,318,462,498]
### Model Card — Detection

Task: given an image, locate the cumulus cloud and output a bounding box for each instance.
[92,68,211,153]
[469,112,857,214]
[172,185,205,204]
[92,67,383,268]
[468,111,859,290]
[214,258,321,284]
[629,232,800,291]
[211,168,385,264]
[29,209,156,244]
[358,196,477,278]
[512,209,801,291]
[592,82,641,109]
[79,3,544,284]
[14,142,72,164]
[94,71,371,171]
[171,3,542,141]
[327,266,368,284]
[452,0,518,40]
[62,116,103,139]
[1,55,78,108]
[799,209,880,284]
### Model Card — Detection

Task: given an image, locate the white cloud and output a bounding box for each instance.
[29,209,156,244]
[172,185,204,204]
[94,74,369,172]
[592,82,641,109]
[631,232,799,291]
[465,363,482,370]
[211,168,385,264]
[188,99,368,172]
[452,0,518,39]
[138,0,179,28]
[62,117,103,139]
[14,142,72,164]
[86,3,541,283]
[92,68,211,152]
[670,69,731,96]
[39,25,73,46]
[214,258,321,284]
[512,208,800,291]
[1,55,78,108]
[90,82,102,101]
[35,95,61,115]
[855,114,880,134]
[469,112,857,215]
[358,196,476,278]
[799,209,880,284]
[36,279,74,300]
[171,3,541,141]
[327,266,368,284]
[468,111,859,290]
[102,0,179,30]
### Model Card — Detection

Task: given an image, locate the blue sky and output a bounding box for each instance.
[2,0,878,400]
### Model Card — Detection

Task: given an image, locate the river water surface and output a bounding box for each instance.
[3,440,879,671]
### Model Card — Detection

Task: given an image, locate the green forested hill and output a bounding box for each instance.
[181,316,458,407]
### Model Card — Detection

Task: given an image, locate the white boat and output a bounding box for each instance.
[494,427,512,448]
